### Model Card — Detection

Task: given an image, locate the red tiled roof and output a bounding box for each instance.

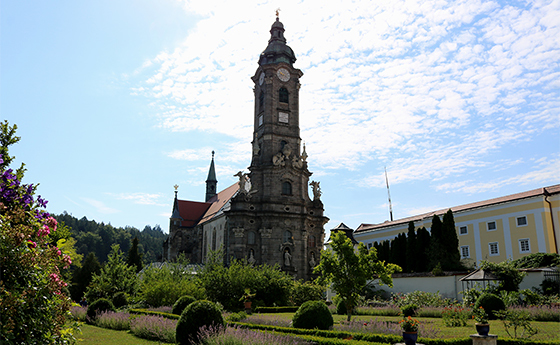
[175,182,240,228]
[177,200,211,227]
[199,182,239,224]
[355,184,560,233]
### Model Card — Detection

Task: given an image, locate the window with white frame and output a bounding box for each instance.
[461,245,470,258]
[517,216,527,227]
[459,226,468,235]
[519,238,531,253]
[489,242,499,256]
[487,221,497,231]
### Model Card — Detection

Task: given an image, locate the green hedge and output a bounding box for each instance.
[254,306,300,313]
[230,322,559,345]
[128,308,179,320]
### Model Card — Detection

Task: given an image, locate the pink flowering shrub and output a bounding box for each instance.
[0,121,73,344]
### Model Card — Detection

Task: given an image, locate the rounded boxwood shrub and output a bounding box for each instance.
[86,298,116,323]
[336,299,347,315]
[292,300,333,330]
[176,300,224,345]
[112,292,128,309]
[475,293,505,320]
[172,295,196,315]
[401,304,418,317]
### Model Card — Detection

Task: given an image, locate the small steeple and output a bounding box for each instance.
[171,184,181,219]
[205,151,218,202]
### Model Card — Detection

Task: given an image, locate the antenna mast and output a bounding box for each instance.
[385,167,393,221]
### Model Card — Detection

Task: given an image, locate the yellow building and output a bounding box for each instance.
[354,185,560,265]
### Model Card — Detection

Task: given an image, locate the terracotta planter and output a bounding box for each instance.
[402,332,418,345]
[244,301,252,310]
[475,323,490,336]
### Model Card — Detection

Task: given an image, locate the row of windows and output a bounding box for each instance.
[460,238,531,258]
[458,216,528,235]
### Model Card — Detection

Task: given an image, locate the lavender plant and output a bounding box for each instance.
[130,314,177,343]
[244,314,292,327]
[336,318,440,338]
[70,305,88,322]
[95,311,131,330]
[199,325,311,345]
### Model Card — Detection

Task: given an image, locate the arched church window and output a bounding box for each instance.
[283,230,293,244]
[259,91,264,110]
[282,181,292,195]
[279,87,289,103]
[212,228,217,251]
[307,235,316,248]
[248,231,256,245]
[280,140,287,150]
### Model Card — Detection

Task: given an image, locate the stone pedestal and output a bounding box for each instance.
[470,334,497,345]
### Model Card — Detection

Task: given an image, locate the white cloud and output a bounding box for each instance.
[133,0,559,190]
[113,193,167,206]
[81,198,119,214]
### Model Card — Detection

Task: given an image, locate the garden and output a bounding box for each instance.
[1,120,559,345]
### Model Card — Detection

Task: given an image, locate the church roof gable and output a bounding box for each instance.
[199,182,239,224]
[176,200,211,227]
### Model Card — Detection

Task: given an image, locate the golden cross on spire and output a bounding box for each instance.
[174,184,179,191]
[275,8,280,18]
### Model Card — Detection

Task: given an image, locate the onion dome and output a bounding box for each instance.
[259,17,296,66]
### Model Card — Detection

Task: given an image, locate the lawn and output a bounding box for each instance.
[75,313,560,344]
[76,324,167,345]
[246,312,560,342]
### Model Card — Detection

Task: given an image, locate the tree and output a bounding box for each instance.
[406,221,417,273]
[415,227,431,272]
[0,121,74,344]
[429,214,444,270]
[85,244,137,302]
[70,252,102,301]
[441,209,461,270]
[314,231,401,321]
[127,237,143,273]
[480,260,526,292]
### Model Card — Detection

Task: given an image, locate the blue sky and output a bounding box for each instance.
[2,0,559,235]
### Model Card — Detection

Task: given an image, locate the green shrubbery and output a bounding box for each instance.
[336,299,347,315]
[176,300,224,345]
[400,304,419,317]
[112,292,128,309]
[292,300,334,330]
[475,293,505,320]
[87,298,116,323]
[172,295,197,315]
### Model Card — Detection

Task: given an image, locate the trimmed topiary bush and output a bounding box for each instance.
[475,293,505,320]
[176,300,224,345]
[292,300,333,330]
[86,298,116,323]
[401,304,418,317]
[172,295,196,315]
[112,292,128,309]
[336,299,347,315]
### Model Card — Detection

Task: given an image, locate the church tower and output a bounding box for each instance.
[225,15,328,280]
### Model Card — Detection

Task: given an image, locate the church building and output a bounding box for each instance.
[163,16,329,280]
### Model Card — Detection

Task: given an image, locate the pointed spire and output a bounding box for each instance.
[171,184,181,219]
[205,151,218,202]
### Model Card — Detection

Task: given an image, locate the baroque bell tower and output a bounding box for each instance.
[225,14,328,280]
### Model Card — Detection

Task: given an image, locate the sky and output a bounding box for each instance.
[1,0,559,235]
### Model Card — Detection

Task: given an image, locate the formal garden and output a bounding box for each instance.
[1,120,559,345]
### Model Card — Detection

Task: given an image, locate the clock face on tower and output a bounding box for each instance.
[277,68,290,82]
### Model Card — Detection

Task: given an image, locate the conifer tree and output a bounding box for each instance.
[127,237,143,273]
[416,227,431,272]
[441,209,461,270]
[428,214,445,271]
[406,221,417,273]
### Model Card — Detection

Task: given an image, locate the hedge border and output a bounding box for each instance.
[129,308,180,319]
[230,322,560,345]
[254,306,300,313]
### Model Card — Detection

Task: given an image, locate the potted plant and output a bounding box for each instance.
[239,288,256,311]
[399,316,419,345]
[472,306,490,336]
